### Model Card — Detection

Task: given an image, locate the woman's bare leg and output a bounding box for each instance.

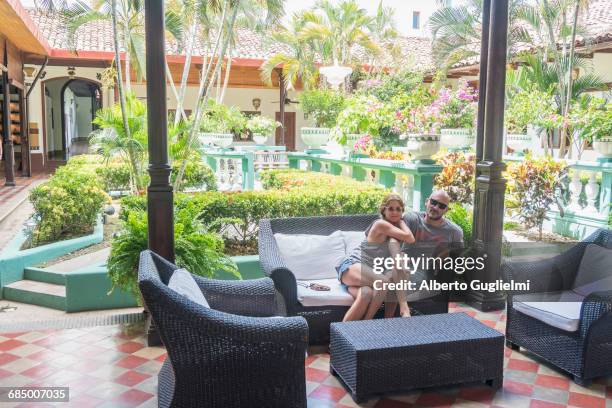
[343,286,373,322]
[341,263,387,320]
[388,239,411,317]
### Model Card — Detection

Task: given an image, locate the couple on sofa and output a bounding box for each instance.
[336,190,463,321]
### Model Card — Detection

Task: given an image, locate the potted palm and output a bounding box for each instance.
[505,88,555,156]
[246,115,281,145]
[199,100,246,149]
[299,89,345,151]
[573,98,612,158]
[437,82,478,150]
[334,95,394,157]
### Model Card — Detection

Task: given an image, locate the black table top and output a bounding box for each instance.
[331,313,504,351]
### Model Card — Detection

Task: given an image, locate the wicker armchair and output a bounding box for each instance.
[503,228,612,385]
[258,214,449,345]
[138,250,309,408]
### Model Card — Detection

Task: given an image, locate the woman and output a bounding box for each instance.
[336,193,415,321]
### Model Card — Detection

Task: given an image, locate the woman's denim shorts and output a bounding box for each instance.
[336,258,358,285]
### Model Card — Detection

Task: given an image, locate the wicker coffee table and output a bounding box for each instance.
[330,312,504,402]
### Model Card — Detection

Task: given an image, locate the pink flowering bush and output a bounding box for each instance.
[436,81,478,129]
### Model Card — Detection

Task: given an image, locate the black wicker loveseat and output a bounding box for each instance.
[258,214,449,344]
[503,228,612,385]
[138,250,309,408]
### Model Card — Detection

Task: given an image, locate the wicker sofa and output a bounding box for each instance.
[258,214,449,345]
[138,250,309,408]
[503,228,612,385]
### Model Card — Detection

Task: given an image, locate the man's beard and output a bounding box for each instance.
[427,211,443,221]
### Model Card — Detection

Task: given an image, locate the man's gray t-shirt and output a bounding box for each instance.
[401,211,464,257]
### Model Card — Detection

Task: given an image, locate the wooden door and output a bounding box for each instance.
[275,111,296,151]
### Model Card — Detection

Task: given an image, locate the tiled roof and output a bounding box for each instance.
[27,9,432,68]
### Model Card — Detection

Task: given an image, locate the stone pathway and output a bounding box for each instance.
[47,247,112,273]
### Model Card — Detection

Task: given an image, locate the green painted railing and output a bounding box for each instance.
[204,150,255,191]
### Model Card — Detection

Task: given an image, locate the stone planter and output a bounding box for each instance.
[506,133,533,155]
[593,137,612,158]
[405,134,441,162]
[301,127,331,149]
[440,128,475,150]
[253,133,268,145]
[202,133,234,148]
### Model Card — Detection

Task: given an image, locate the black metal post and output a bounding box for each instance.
[278,69,285,147]
[144,0,174,346]
[466,0,508,311]
[2,44,15,186]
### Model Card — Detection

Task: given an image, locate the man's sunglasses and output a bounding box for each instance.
[429,198,448,210]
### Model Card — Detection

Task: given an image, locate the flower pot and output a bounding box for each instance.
[405,134,441,162]
[593,137,612,158]
[440,128,475,149]
[506,133,533,155]
[253,133,268,145]
[301,127,331,149]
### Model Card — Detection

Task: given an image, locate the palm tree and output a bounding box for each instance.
[429,0,527,69]
[300,0,379,66]
[260,12,320,90]
[366,1,399,78]
[90,94,148,193]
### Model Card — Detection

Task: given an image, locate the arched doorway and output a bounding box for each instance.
[43,77,102,162]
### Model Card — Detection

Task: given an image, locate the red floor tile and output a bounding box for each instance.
[415,392,455,407]
[480,319,497,328]
[113,389,154,406]
[567,392,606,408]
[21,363,56,379]
[116,341,145,354]
[1,332,26,338]
[0,352,19,366]
[308,384,346,402]
[529,400,566,408]
[458,385,496,403]
[306,367,329,382]
[0,368,12,379]
[375,399,414,407]
[0,339,26,351]
[115,355,148,369]
[534,374,570,390]
[507,358,539,372]
[155,354,167,362]
[113,370,151,387]
[503,379,534,396]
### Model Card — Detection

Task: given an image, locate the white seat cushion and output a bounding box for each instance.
[297,278,354,307]
[342,230,366,254]
[513,290,584,332]
[572,244,612,297]
[168,268,210,308]
[274,231,346,280]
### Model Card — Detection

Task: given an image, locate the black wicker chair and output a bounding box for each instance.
[138,250,309,408]
[258,214,449,345]
[503,228,612,385]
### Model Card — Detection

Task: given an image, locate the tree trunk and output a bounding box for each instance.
[559,1,581,158]
[173,1,237,190]
[111,0,133,189]
[166,59,185,122]
[174,21,198,126]
[219,46,233,103]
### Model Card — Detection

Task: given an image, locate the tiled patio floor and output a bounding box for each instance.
[0,303,610,407]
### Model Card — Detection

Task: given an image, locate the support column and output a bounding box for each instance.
[2,45,15,186]
[145,0,174,346]
[466,0,508,311]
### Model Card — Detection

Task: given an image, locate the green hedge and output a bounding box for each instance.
[121,187,387,246]
[260,168,378,191]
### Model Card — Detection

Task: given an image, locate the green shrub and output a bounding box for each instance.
[259,169,381,192]
[29,165,109,245]
[108,205,239,301]
[298,89,346,128]
[171,160,217,191]
[96,164,132,192]
[446,203,473,248]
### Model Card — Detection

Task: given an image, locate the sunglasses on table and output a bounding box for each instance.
[429,198,448,210]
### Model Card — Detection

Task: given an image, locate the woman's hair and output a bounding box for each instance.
[379,193,405,219]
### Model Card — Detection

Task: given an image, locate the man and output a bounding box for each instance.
[385,190,464,316]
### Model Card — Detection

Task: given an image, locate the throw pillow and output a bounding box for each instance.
[168,268,210,308]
